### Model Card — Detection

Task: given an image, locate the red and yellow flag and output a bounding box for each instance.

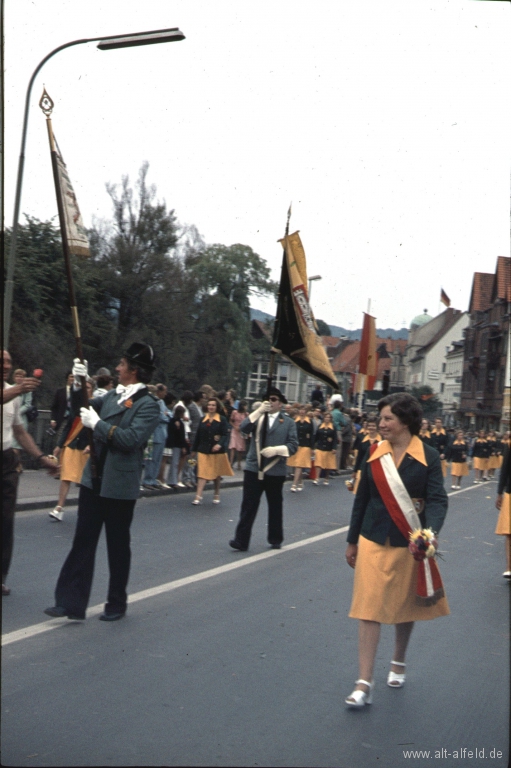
[359,312,377,390]
[440,288,451,307]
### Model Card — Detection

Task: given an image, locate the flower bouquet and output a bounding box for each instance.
[408,528,438,562]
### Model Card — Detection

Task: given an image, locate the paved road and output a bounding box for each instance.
[1,477,509,767]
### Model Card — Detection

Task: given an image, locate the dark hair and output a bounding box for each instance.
[377,393,422,435]
[367,416,378,426]
[164,392,177,406]
[216,390,226,400]
[207,396,223,414]
[238,399,247,414]
[96,374,113,389]
[174,405,185,419]
[65,370,72,380]
[126,360,152,385]
[181,390,193,405]
[193,390,204,402]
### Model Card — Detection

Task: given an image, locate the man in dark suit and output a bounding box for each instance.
[44,343,160,622]
[229,387,298,551]
[50,371,74,432]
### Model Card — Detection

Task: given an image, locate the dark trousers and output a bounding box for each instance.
[234,470,285,549]
[340,441,352,470]
[55,485,135,618]
[2,449,21,581]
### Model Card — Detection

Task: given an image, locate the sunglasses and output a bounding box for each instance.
[269,396,280,402]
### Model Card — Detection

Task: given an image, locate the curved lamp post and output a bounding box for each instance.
[3,27,185,345]
[308,274,322,301]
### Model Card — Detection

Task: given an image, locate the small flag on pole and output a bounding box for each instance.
[271,230,338,390]
[359,312,377,390]
[440,288,451,307]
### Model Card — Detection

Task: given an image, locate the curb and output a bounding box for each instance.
[15,470,353,512]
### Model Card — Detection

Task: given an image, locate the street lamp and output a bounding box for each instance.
[3,27,185,345]
[308,274,322,301]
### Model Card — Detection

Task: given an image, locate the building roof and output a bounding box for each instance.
[331,337,407,375]
[469,272,495,313]
[410,310,433,329]
[493,256,511,303]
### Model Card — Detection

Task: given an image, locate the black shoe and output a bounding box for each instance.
[99,611,126,621]
[229,539,248,552]
[269,543,281,549]
[44,606,84,620]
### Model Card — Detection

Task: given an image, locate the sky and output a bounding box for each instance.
[4,0,511,331]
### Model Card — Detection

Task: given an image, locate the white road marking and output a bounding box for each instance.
[4,483,496,647]
[1,525,349,647]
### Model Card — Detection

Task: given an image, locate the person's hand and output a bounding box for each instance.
[345,543,358,569]
[72,358,88,379]
[260,445,289,458]
[19,377,41,393]
[181,447,187,455]
[212,444,221,452]
[40,455,60,476]
[80,407,100,429]
[50,420,57,429]
[52,446,61,458]
[190,451,197,458]
[248,401,271,423]
[496,494,503,511]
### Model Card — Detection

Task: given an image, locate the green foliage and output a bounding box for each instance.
[408,386,443,416]
[316,319,332,336]
[6,164,276,401]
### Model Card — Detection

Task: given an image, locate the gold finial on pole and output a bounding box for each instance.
[39,88,54,117]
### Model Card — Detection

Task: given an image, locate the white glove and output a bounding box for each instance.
[248,401,271,423]
[80,406,100,429]
[72,358,88,380]
[260,445,290,459]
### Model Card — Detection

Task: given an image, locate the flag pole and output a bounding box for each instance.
[39,89,98,480]
[266,202,292,400]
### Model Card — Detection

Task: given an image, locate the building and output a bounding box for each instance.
[442,340,464,425]
[246,320,341,403]
[404,308,470,395]
[460,257,511,431]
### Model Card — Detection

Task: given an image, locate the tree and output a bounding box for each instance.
[183,244,278,390]
[316,319,332,336]
[91,162,179,346]
[409,386,443,417]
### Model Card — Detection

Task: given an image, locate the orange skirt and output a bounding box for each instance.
[495,493,511,535]
[473,457,489,470]
[349,536,450,624]
[441,459,447,478]
[197,452,234,481]
[451,462,469,477]
[314,450,336,470]
[60,446,88,484]
[488,455,502,470]
[287,446,312,468]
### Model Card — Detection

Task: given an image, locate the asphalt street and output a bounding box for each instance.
[1,476,509,768]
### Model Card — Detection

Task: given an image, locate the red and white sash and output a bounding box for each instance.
[370,445,445,606]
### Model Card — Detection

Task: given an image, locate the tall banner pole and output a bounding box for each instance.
[39,90,97,480]
[259,204,293,473]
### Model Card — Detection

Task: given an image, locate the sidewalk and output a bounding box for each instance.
[15,467,352,511]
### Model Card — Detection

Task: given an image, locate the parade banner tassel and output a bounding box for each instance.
[271,230,338,390]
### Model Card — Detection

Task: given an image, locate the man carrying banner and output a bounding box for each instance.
[44,343,160,621]
[229,387,298,552]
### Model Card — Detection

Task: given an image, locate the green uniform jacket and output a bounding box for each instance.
[347,438,448,547]
[78,388,160,500]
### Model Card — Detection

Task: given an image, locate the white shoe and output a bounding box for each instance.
[503,571,511,579]
[290,485,297,492]
[451,485,457,490]
[323,481,329,486]
[177,482,186,488]
[297,485,303,492]
[213,496,220,505]
[191,497,203,505]
[387,660,406,688]
[312,480,319,485]
[345,679,373,708]
[49,506,63,522]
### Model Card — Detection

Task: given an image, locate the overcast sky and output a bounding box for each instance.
[5,0,511,330]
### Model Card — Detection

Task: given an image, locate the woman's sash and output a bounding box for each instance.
[370,444,445,606]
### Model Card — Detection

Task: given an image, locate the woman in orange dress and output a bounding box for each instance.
[344,393,449,708]
[286,405,314,491]
[190,397,233,505]
[495,444,511,579]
